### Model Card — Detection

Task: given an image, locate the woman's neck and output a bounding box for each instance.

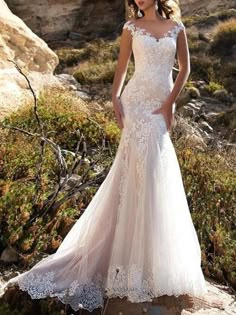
[141,9,165,22]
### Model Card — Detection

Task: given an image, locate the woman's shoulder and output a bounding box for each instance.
[122,19,137,37]
[172,18,185,31]
[123,19,136,30]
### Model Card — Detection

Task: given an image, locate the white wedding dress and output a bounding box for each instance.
[2,19,208,312]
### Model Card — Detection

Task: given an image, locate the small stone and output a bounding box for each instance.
[0,247,19,263]
[68,32,84,41]
[213,89,229,103]
[75,90,92,101]
[180,105,195,117]
[188,86,201,99]
[199,121,214,133]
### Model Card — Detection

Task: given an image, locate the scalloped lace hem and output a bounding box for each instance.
[4,263,208,312]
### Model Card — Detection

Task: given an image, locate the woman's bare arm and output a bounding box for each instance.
[165,26,190,106]
[112,25,133,101]
[152,25,190,131]
[111,23,133,128]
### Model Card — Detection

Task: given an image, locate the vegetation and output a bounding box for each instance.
[184,17,236,95]
[0,88,120,265]
[182,9,236,28]
[175,144,236,287]
[211,19,236,56]
[55,38,134,86]
[205,81,225,94]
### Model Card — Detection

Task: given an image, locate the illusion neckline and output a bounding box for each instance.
[129,21,180,42]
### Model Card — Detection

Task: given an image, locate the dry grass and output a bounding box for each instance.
[211,18,236,55]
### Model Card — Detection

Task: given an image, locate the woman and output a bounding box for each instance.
[1,0,208,312]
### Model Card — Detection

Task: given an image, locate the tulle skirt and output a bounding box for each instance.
[2,93,208,312]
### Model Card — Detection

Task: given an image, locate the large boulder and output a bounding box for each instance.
[5,0,125,43]
[0,0,60,118]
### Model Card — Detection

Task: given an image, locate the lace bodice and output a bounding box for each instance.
[122,19,185,99]
[118,19,186,187]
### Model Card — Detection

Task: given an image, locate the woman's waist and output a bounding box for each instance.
[129,72,172,88]
[121,77,172,101]
[133,67,172,79]
[120,90,165,114]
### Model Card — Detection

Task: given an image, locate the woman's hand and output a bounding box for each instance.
[151,100,174,132]
[112,97,125,129]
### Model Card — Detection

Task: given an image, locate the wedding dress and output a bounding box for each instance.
[1,19,208,312]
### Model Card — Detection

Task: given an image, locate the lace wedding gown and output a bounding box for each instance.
[2,20,208,312]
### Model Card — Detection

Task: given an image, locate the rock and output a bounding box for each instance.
[213,89,229,103]
[75,91,92,101]
[199,121,214,133]
[176,88,192,108]
[195,81,207,88]
[5,0,125,43]
[55,73,82,90]
[188,86,201,99]
[68,31,85,41]
[174,115,207,149]
[179,100,203,117]
[60,174,82,191]
[203,111,223,125]
[180,105,196,117]
[188,102,202,111]
[0,0,61,119]
[199,97,228,113]
[177,87,201,110]
[55,74,92,100]
[0,247,18,263]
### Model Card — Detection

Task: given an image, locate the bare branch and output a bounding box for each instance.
[7,59,44,134]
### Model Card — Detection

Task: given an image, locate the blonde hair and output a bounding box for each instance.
[127,0,181,21]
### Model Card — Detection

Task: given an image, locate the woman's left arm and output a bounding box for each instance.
[165,25,190,107]
[152,25,190,131]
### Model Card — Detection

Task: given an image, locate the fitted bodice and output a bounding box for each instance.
[121,20,185,104]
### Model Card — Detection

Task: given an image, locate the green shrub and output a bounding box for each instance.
[175,145,236,286]
[73,60,117,84]
[205,81,224,94]
[211,19,236,56]
[189,54,220,82]
[54,37,135,87]
[182,10,236,28]
[220,61,236,96]
[0,88,121,263]
[55,47,85,67]
[55,38,120,73]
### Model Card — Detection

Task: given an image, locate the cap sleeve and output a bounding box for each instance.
[123,20,135,37]
[176,21,185,33]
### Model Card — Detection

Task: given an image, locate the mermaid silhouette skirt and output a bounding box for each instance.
[1,19,208,312]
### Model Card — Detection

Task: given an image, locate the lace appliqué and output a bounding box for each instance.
[123,20,185,42]
[14,263,207,312]
[17,271,105,312]
[106,264,155,302]
[115,97,167,225]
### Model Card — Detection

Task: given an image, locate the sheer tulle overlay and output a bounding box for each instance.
[1,20,208,312]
